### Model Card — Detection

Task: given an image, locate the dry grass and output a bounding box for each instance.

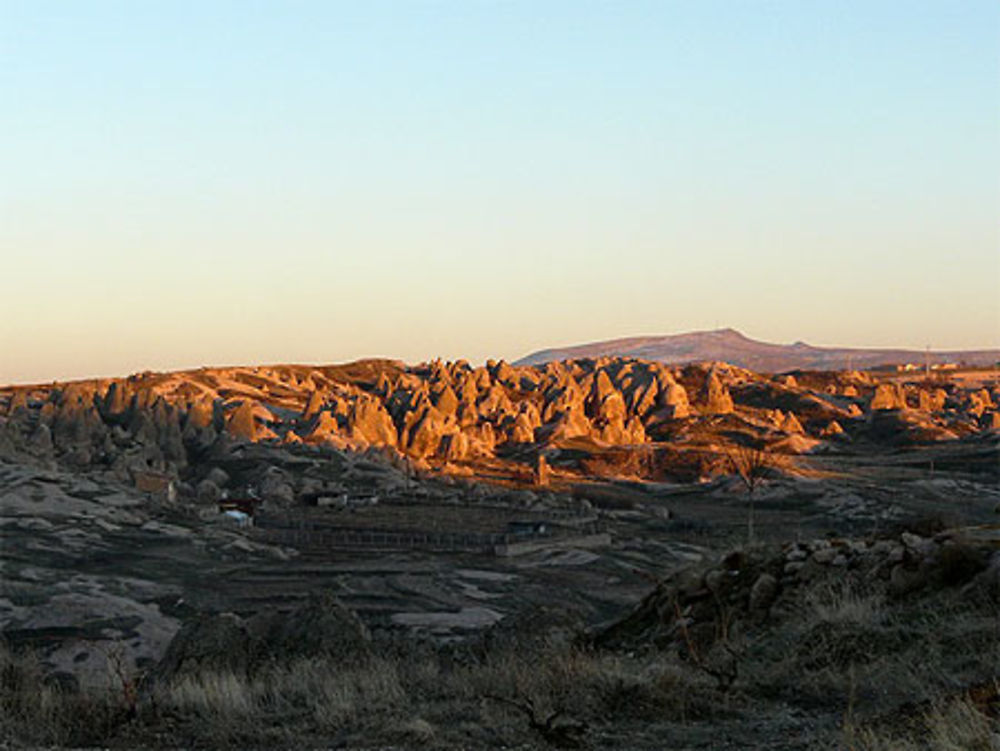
[162,656,406,741]
[0,641,130,747]
[140,644,725,747]
[3,550,997,749]
[845,695,999,750]
[806,583,887,627]
[745,572,1000,749]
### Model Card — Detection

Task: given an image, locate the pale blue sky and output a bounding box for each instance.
[2,1,998,384]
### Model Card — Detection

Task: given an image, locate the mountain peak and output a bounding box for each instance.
[515,330,999,371]
[711,327,747,339]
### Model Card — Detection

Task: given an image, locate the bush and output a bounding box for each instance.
[0,641,131,747]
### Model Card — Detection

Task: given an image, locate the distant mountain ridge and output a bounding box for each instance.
[515,328,1000,372]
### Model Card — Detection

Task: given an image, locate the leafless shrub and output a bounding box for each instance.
[0,640,130,747]
[726,443,777,544]
[98,641,142,719]
[484,693,588,749]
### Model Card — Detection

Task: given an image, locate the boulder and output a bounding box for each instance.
[491,360,517,388]
[749,573,779,613]
[455,373,479,404]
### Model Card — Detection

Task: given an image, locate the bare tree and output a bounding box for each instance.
[726,443,775,545]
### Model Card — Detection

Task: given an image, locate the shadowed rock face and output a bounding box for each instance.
[1,359,997,489]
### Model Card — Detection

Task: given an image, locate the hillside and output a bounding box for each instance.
[516,328,1000,372]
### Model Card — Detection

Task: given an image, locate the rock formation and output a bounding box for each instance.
[700,370,734,415]
[870,383,908,411]
[1,356,993,479]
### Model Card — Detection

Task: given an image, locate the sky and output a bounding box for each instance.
[2,1,998,384]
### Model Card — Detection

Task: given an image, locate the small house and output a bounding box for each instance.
[133,469,177,502]
[506,520,550,538]
[218,496,257,527]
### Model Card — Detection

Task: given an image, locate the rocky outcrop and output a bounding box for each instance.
[870,383,907,411]
[154,593,370,682]
[779,411,804,435]
[656,380,691,419]
[981,411,1000,431]
[227,401,258,442]
[917,388,948,413]
[302,390,324,419]
[966,389,995,418]
[597,527,996,655]
[700,370,734,415]
[539,404,592,445]
[2,356,992,475]
[820,420,845,437]
[406,406,453,458]
[348,399,398,448]
[306,411,343,445]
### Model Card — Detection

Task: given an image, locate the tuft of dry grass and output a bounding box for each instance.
[162,655,405,731]
[845,696,999,750]
[168,670,257,718]
[806,583,887,627]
